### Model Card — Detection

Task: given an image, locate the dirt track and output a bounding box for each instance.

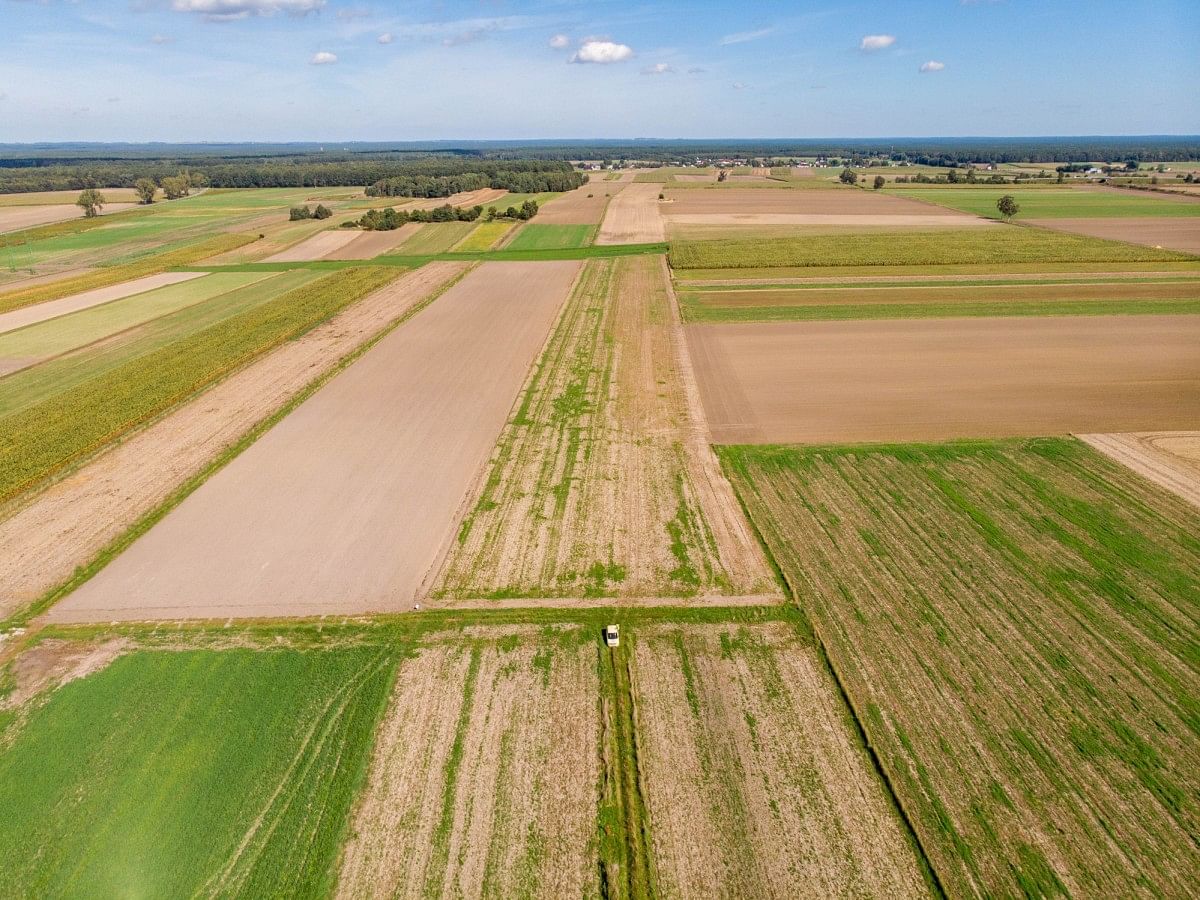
[1030,218,1200,254]
[687,315,1200,443]
[595,184,666,244]
[1078,431,1200,508]
[0,264,467,621]
[0,203,138,234]
[0,272,204,334]
[47,261,580,622]
[663,188,969,216]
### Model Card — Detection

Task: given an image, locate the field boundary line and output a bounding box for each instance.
[5,263,475,629]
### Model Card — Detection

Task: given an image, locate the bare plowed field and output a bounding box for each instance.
[632,622,930,898]
[264,229,361,262]
[595,183,666,244]
[1079,430,1200,507]
[0,203,137,234]
[0,272,203,335]
[536,179,625,225]
[663,188,968,216]
[1030,217,1200,254]
[719,439,1200,897]
[49,261,578,621]
[2,264,467,621]
[435,255,775,601]
[328,224,423,259]
[336,627,599,898]
[687,315,1200,443]
[666,214,992,233]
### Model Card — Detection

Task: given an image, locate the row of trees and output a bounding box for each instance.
[289,204,332,221]
[354,199,540,232]
[366,164,583,198]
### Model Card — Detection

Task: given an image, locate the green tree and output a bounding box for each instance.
[996,194,1020,220]
[839,167,858,185]
[289,206,312,221]
[76,188,106,218]
[873,175,885,190]
[134,179,157,204]
[161,175,190,200]
[312,204,332,220]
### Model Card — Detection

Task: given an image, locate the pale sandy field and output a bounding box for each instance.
[1030,217,1200,254]
[0,203,138,234]
[0,272,203,335]
[328,224,423,259]
[536,177,627,225]
[1078,431,1200,508]
[595,183,666,244]
[263,228,361,262]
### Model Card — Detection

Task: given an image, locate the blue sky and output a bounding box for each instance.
[2,0,1197,141]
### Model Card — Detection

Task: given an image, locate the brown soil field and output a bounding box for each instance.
[673,174,717,183]
[687,315,1200,443]
[535,178,626,225]
[263,228,361,262]
[434,255,775,601]
[1078,431,1200,508]
[48,261,580,622]
[663,188,969,216]
[0,203,138,234]
[408,188,508,211]
[336,627,599,898]
[0,263,468,622]
[666,212,993,229]
[1030,217,1200,254]
[0,272,204,335]
[326,224,423,259]
[0,189,142,206]
[595,183,666,244]
[632,622,930,898]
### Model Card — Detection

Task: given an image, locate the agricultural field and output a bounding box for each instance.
[451,220,514,251]
[889,186,1200,218]
[394,222,478,255]
[503,223,595,251]
[435,255,774,601]
[1029,217,1200,254]
[596,183,667,244]
[718,439,1200,898]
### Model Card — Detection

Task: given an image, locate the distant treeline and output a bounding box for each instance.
[364,161,583,198]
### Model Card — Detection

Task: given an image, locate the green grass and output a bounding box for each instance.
[451,220,515,252]
[674,260,1200,281]
[0,233,258,315]
[668,226,1194,270]
[0,265,399,503]
[889,187,1200,218]
[718,438,1200,898]
[0,646,398,898]
[395,222,477,254]
[0,272,270,362]
[505,223,596,251]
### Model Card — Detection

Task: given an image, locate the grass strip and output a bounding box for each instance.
[0,265,399,506]
[0,233,258,315]
[681,274,1200,292]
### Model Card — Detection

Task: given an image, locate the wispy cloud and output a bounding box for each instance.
[731,81,747,90]
[376,32,392,44]
[859,34,896,51]
[548,33,570,49]
[719,27,774,46]
[641,62,674,75]
[570,40,634,64]
[919,60,945,72]
[443,28,484,47]
[309,50,337,65]
[171,0,325,23]
[150,33,173,44]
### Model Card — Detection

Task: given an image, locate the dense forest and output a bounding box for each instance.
[364,161,583,197]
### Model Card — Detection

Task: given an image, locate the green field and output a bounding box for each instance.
[0,646,396,898]
[451,220,514,251]
[668,227,1193,269]
[719,438,1200,898]
[395,222,477,254]
[0,266,399,503]
[889,187,1200,218]
[504,223,595,251]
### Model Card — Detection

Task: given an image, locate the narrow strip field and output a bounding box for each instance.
[0,644,397,898]
[1030,217,1200,254]
[50,261,578,621]
[687,314,1200,443]
[451,221,514,252]
[336,626,599,898]
[631,622,930,898]
[396,222,478,254]
[330,224,423,259]
[436,255,774,601]
[718,439,1200,898]
[0,202,137,234]
[0,271,202,334]
[889,186,1200,218]
[504,223,595,251]
[663,188,970,216]
[596,184,666,244]
[264,228,361,262]
[1,264,462,623]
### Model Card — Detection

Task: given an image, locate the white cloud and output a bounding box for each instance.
[171,0,324,22]
[859,34,896,51]
[377,32,393,44]
[719,27,774,46]
[150,33,173,44]
[309,51,337,65]
[641,62,674,75]
[919,60,945,72]
[570,40,634,64]
[336,6,369,21]
[731,81,747,90]
[548,33,570,49]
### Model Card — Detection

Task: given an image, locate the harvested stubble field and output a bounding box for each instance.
[264,228,361,262]
[0,271,202,334]
[329,223,425,258]
[2,264,463,623]
[889,186,1200,218]
[435,255,773,601]
[0,202,137,234]
[395,222,478,254]
[1030,217,1200,254]
[1079,430,1200,508]
[668,227,1194,270]
[631,622,930,898]
[535,178,624,225]
[678,277,1200,322]
[0,643,397,898]
[595,183,666,245]
[686,315,1200,443]
[337,626,600,899]
[718,439,1200,898]
[662,188,970,217]
[50,261,579,622]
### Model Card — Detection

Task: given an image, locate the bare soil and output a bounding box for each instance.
[663,189,970,216]
[665,213,994,229]
[1078,431,1200,508]
[536,179,627,225]
[595,184,666,244]
[328,224,423,259]
[686,315,1200,443]
[0,263,468,621]
[46,261,579,622]
[263,229,361,262]
[0,203,138,235]
[0,272,204,335]
[1029,217,1200,254]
